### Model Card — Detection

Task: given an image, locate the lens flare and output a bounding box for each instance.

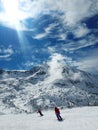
[2,0,26,29]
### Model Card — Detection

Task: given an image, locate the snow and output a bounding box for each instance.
[0,64,98,113]
[0,106,98,130]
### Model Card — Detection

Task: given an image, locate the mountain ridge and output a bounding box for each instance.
[0,64,98,114]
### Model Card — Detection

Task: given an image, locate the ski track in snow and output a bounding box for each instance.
[0,106,98,130]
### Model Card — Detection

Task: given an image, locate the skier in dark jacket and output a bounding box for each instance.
[54,107,62,121]
[37,109,43,116]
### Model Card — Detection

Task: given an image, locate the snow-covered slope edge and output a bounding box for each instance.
[0,64,98,114]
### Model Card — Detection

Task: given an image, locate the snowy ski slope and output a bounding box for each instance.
[0,106,98,130]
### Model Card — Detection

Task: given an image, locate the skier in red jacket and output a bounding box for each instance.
[54,107,63,121]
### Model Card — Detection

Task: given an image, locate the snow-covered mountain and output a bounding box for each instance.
[0,64,98,114]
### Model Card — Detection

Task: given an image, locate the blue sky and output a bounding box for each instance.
[0,0,98,75]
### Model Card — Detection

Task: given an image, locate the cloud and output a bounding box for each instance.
[62,35,98,52]
[45,23,58,33]
[33,22,59,39]
[0,45,14,59]
[73,25,90,38]
[0,54,12,59]
[47,53,71,82]
[45,52,79,84]
[47,45,98,75]
[48,53,65,79]
[75,57,98,74]
[24,61,34,67]
[58,33,67,41]
[71,72,83,81]
[74,47,98,74]
[27,0,98,26]
[33,33,47,39]
[48,46,56,53]
[60,0,92,26]
[30,0,98,50]
[1,0,98,30]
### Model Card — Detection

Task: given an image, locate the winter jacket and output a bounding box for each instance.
[55,107,60,115]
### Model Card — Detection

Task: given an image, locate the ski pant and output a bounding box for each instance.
[56,114,62,120]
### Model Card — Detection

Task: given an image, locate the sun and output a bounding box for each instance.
[2,0,25,27]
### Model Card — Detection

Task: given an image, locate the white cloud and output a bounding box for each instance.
[47,47,98,75]
[61,0,92,26]
[63,35,98,52]
[33,33,47,39]
[73,25,90,38]
[29,0,98,43]
[24,61,34,67]
[72,72,83,81]
[0,45,14,59]
[0,54,12,59]
[45,23,58,33]
[48,46,56,53]
[27,0,98,26]
[58,33,67,41]
[33,22,59,39]
[47,53,65,82]
[75,56,98,74]
[1,0,98,30]
[46,53,77,83]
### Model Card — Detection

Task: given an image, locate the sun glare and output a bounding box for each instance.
[2,0,25,27]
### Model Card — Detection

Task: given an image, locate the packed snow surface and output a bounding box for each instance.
[0,106,98,130]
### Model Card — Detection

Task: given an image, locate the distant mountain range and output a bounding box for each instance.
[0,64,98,114]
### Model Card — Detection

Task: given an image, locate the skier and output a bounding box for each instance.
[54,107,63,121]
[37,109,43,116]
